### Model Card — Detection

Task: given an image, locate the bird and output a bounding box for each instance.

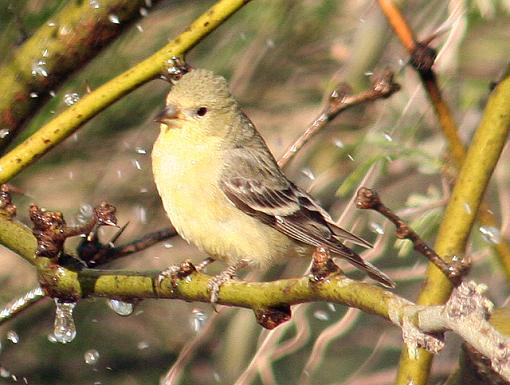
[151,68,394,302]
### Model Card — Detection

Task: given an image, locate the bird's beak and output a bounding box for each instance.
[154,104,180,124]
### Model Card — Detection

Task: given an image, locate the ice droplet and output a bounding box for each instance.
[313,310,329,321]
[63,92,80,106]
[108,14,120,24]
[190,308,207,332]
[53,300,77,344]
[6,330,19,344]
[84,349,100,365]
[370,222,385,235]
[479,226,501,245]
[107,299,134,316]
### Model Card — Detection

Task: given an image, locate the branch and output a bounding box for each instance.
[0,0,163,152]
[402,55,510,385]
[0,0,253,183]
[277,68,400,168]
[378,0,510,283]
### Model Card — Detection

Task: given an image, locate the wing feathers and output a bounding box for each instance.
[220,144,393,288]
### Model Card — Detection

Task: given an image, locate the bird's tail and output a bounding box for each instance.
[331,241,395,288]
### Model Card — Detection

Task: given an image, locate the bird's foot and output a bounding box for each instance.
[309,247,341,283]
[156,260,196,288]
[195,257,215,272]
[207,260,248,305]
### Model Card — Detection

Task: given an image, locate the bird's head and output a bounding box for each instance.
[155,69,238,137]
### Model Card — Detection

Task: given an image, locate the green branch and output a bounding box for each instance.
[396,72,510,385]
[0,0,164,152]
[0,0,252,184]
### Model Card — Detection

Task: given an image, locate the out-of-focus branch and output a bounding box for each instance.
[278,69,400,168]
[0,0,253,184]
[0,0,163,152]
[0,287,46,324]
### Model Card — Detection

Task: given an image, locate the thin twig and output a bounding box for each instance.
[278,69,400,168]
[0,287,46,324]
[356,187,470,286]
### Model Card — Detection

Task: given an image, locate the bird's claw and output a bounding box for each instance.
[207,270,237,306]
[156,260,196,288]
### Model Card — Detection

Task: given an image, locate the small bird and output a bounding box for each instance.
[152,69,394,302]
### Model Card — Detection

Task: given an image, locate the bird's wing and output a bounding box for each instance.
[220,146,394,288]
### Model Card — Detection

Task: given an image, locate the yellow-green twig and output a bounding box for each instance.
[0,0,252,183]
[396,72,510,385]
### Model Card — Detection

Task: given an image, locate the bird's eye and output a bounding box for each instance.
[196,107,208,117]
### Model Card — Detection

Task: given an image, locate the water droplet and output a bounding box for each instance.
[116,169,123,178]
[135,146,147,155]
[327,303,336,312]
[163,243,173,249]
[145,0,152,6]
[139,7,148,17]
[53,300,77,344]
[32,60,48,77]
[59,25,71,36]
[301,167,315,181]
[136,24,144,32]
[136,206,147,224]
[266,39,275,48]
[383,132,393,142]
[214,372,221,382]
[364,71,373,76]
[42,48,49,57]
[347,154,354,161]
[479,226,501,244]
[63,93,80,106]
[289,145,298,153]
[463,202,472,214]
[6,330,19,344]
[0,129,10,138]
[30,92,38,98]
[131,159,142,170]
[49,90,56,97]
[137,341,149,350]
[108,14,120,24]
[84,349,100,365]
[47,21,56,27]
[47,333,58,343]
[89,0,100,9]
[107,299,134,316]
[313,310,329,321]
[370,222,385,235]
[184,275,193,283]
[77,203,93,224]
[190,308,207,332]
[0,367,10,378]
[333,138,344,148]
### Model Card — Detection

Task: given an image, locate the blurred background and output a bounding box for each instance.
[0,0,509,384]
